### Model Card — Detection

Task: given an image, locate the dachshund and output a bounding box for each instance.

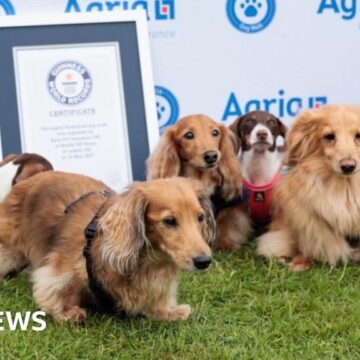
[229,111,287,226]
[0,172,215,322]
[146,114,251,250]
[257,105,360,270]
[0,153,53,202]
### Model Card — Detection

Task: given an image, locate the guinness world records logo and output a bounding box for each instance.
[47,61,92,105]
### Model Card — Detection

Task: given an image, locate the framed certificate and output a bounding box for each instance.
[0,12,158,191]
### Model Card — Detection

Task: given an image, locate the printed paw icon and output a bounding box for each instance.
[157,101,166,120]
[240,0,262,17]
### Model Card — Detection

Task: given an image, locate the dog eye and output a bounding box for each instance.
[246,119,254,126]
[212,129,220,137]
[198,212,205,222]
[163,216,177,227]
[356,132,360,140]
[184,131,194,140]
[267,119,276,126]
[323,133,336,141]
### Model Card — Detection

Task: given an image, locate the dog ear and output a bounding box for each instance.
[217,125,243,201]
[12,153,54,185]
[275,118,287,152]
[283,110,320,167]
[199,195,216,247]
[98,184,150,275]
[0,154,17,167]
[190,180,216,246]
[229,116,245,154]
[276,118,287,139]
[146,126,181,179]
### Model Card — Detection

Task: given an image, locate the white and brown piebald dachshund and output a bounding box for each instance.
[0,153,53,202]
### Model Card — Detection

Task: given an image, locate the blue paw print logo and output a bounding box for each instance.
[226,0,275,33]
[156,101,166,120]
[0,0,15,15]
[155,86,180,134]
[241,0,262,17]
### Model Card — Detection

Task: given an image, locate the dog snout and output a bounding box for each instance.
[256,130,268,141]
[192,255,212,270]
[203,151,218,165]
[340,158,357,175]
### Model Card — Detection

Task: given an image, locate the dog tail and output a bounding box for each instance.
[256,230,297,259]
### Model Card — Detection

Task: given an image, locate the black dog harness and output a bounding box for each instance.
[209,173,249,217]
[345,235,360,249]
[64,190,112,214]
[64,190,117,313]
[211,188,249,217]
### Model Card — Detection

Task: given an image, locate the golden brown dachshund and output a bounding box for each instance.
[257,105,360,270]
[0,172,215,322]
[147,114,251,250]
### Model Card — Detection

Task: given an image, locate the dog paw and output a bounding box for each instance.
[288,254,311,272]
[215,237,241,251]
[170,304,192,321]
[54,306,87,323]
[152,304,192,321]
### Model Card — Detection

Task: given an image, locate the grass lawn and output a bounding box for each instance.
[1,243,360,359]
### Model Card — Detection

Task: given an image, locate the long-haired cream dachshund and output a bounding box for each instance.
[147,114,251,250]
[0,172,215,322]
[257,105,360,270]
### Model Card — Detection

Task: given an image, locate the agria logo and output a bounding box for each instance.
[222,90,327,121]
[155,86,179,133]
[317,0,356,20]
[0,0,15,15]
[65,0,175,21]
[226,0,276,33]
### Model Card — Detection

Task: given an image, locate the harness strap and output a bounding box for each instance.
[83,198,117,313]
[64,189,117,313]
[64,190,113,214]
[345,235,360,249]
[211,188,248,217]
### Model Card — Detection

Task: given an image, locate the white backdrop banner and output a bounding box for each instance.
[0,0,359,132]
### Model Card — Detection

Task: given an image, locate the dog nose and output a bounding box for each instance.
[204,151,218,164]
[193,255,212,270]
[256,130,268,141]
[340,159,357,175]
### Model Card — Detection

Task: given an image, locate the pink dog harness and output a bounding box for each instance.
[243,169,281,222]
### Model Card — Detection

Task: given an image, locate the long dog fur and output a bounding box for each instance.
[0,172,215,322]
[146,114,251,249]
[257,105,360,270]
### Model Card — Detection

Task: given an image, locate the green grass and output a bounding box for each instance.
[2,244,360,360]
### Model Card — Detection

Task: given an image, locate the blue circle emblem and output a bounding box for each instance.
[0,0,15,15]
[47,61,92,105]
[155,86,180,134]
[226,0,276,33]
